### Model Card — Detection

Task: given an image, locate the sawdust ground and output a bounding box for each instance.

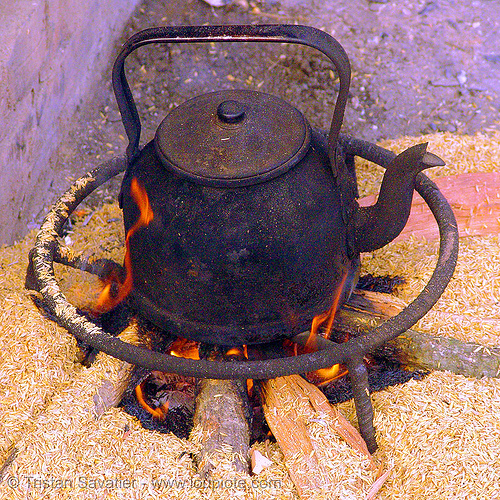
[0,132,499,499]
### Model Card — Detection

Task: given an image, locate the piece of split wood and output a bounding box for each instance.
[260,374,374,498]
[251,448,273,474]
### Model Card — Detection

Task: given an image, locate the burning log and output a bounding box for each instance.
[189,346,251,477]
[318,289,500,379]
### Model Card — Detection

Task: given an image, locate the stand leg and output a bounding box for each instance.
[347,358,377,453]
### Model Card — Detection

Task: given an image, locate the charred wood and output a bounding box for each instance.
[314,290,500,379]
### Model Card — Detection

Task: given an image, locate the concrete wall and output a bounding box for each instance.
[0,0,140,245]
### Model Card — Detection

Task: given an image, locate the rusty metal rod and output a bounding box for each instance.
[30,137,458,380]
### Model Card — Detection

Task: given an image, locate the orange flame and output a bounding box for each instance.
[301,270,350,385]
[135,339,199,421]
[306,270,349,350]
[135,381,169,420]
[226,347,243,357]
[135,340,255,419]
[169,338,200,360]
[225,346,253,394]
[310,364,348,387]
[95,177,153,314]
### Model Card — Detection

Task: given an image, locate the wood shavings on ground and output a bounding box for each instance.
[0,131,499,499]
[361,371,500,500]
[0,291,79,463]
[361,234,500,347]
[356,131,500,198]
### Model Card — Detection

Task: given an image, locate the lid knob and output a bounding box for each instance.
[217,100,246,124]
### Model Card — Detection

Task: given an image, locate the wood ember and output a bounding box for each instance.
[140,371,196,414]
[120,367,196,439]
[357,273,405,294]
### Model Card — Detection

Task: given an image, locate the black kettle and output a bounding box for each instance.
[114,24,444,346]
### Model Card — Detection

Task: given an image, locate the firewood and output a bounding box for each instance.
[189,378,250,476]
[260,376,321,495]
[384,329,500,378]
[337,290,500,379]
[359,172,500,240]
[260,374,374,498]
[93,361,133,418]
[188,346,251,476]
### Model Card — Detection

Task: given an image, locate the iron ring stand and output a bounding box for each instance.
[29,135,458,452]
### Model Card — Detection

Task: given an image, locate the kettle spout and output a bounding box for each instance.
[350,142,445,254]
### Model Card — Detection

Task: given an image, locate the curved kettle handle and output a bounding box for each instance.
[113,24,351,169]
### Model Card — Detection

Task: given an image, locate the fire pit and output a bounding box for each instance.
[28,24,458,456]
[2,130,498,499]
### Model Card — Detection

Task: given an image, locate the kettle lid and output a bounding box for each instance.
[154,89,311,187]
